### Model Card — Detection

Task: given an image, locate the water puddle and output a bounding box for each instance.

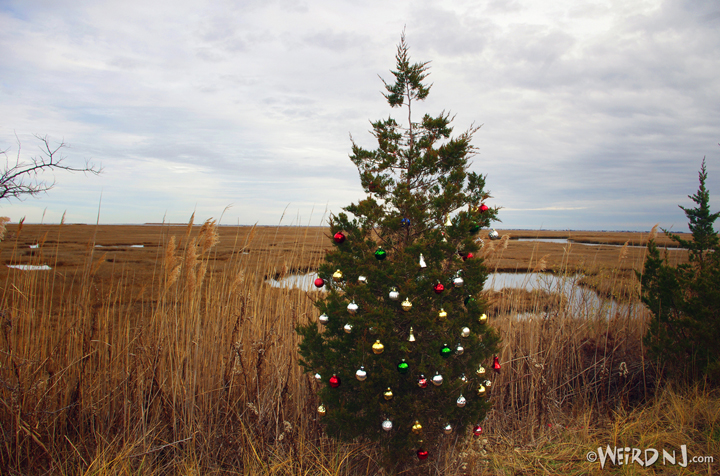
[7,264,52,270]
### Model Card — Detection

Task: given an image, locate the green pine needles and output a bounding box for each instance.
[296,33,501,469]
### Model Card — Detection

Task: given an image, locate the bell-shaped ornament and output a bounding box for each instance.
[477,384,486,396]
[383,387,393,400]
[388,287,400,301]
[372,340,385,355]
[347,301,358,315]
[382,419,393,432]
[493,355,501,373]
[401,298,412,312]
[408,327,416,342]
[419,254,427,269]
[438,308,447,319]
[355,366,367,381]
[343,323,353,333]
[432,373,443,386]
[319,313,329,324]
[457,395,467,407]
[461,327,470,338]
[332,269,343,282]
[317,404,326,416]
[445,214,452,227]
[411,420,423,434]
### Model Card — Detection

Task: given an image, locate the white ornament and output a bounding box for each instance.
[344,323,353,333]
[443,423,453,434]
[355,366,367,381]
[419,254,427,268]
[319,313,329,324]
[358,275,367,284]
[347,301,358,315]
[314,373,322,382]
[489,229,500,240]
[388,287,400,301]
[382,420,393,432]
[461,327,471,338]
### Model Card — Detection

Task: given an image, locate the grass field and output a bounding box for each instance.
[0,219,717,475]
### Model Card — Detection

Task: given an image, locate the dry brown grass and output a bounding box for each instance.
[0,222,717,475]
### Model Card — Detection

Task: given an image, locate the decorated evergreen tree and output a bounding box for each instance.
[296,33,501,470]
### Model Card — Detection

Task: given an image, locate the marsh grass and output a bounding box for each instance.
[0,221,717,475]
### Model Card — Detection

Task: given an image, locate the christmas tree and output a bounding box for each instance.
[296,32,501,469]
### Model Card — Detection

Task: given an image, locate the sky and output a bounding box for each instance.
[1,0,719,231]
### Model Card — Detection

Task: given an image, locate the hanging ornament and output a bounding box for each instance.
[314,372,322,382]
[464,295,475,306]
[459,373,468,383]
[476,365,486,376]
[319,313,329,324]
[433,282,444,294]
[469,222,480,234]
[412,420,423,434]
[493,355,501,373]
[401,218,411,227]
[397,360,409,374]
[318,404,326,416]
[332,269,343,282]
[344,323,353,333]
[419,254,427,268]
[408,327,416,342]
[401,298,413,312]
[480,204,489,213]
[461,327,471,338]
[489,229,500,240]
[477,384,486,396]
[440,344,452,358]
[347,301,358,315]
[383,387,394,400]
[442,232,447,243]
[355,366,367,381]
[358,275,367,284]
[443,423,453,435]
[382,420,393,432]
[445,214,452,227]
[314,277,325,288]
[374,248,387,260]
[432,373,444,386]
[463,252,474,261]
[372,340,385,355]
[455,343,464,355]
[457,395,467,407]
[388,287,400,301]
[473,424,483,436]
[417,374,428,388]
[453,274,464,288]
[479,313,488,323]
[417,449,429,460]
[333,232,346,244]
[329,375,340,388]
[438,308,447,319]
[485,379,492,388]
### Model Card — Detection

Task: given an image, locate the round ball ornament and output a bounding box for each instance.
[459,373,468,383]
[347,301,358,315]
[382,420,393,432]
[317,404,326,416]
[443,424,453,435]
[433,282,444,294]
[372,340,385,355]
[329,375,340,388]
[453,275,464,288]
[314,277,325,288]
[417,375,428,388]
[473,424,483,436]
[432,373,444,386]
[464,252,474,261]
[383,387,394,400]
[333,232,346,244]
[332,269,343,282]
[440,344,452,358]
[455,343,464,355]
[358,275,367,284]
[479,313,488,323]
[343,323,353,333]
[388,287,400,301]
[397,360,409,374]
[417,449,429,460]
[401,218,410,227]
[457,395,467,408]
[489,229,500,240]
[401,298,413,312]
[476,365,486,376]
[479,204,489,213]
[485,379,492,388]
[438,308,448,319]
[355,366,367,381]
[411,420,423,434]
[319,313,329,324]
[374,248,387,261]
[461,327,471,338]
[469,222,480,234]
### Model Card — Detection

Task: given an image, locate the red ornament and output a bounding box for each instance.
[314,277,325,288]
[473,424,483,436]
[417,375,428,388]
[417,449,429,460]
[333,232,346,244]
[479,204,489,212]
[329,375,341,388]
[433,282,444,294]
[493,355,501,374]
[466,252,474,260]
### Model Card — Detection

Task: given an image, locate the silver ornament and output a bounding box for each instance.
[355,366,367,381]
[443,423,453,434]
[432,373,443,386]
[388,287,400,301]
[382,420,393,432]
[419,254,427,268]
[347,301,358,315]
[319,313,329,324]
[453,276,464,287]
[457,395,467,407]
[489,229,500,240]
[455,343,464,355]
[461,327,471,338]
[314,373,322,382]
[358,275,367,284]
[344,323,353,333]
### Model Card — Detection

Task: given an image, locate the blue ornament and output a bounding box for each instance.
[401,218,411,227]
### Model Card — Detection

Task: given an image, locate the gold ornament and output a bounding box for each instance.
[445,214,452,227]
[372,340,385,355]
[438,308,447,319]
[412,420,423,434]
[384,387,394,400]
[332,269,343,282]
[479,313,488,323]
[477,384,486,396]
[401,298,412,312]
[476,365,486,376]
[408,327,416,342]
[318,404,326,416]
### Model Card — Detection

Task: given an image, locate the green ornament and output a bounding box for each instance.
[464,295,476,306]
[375,248,387,260]
[469,222,480,234]
[397,359,409,374]
[440,344,452,358]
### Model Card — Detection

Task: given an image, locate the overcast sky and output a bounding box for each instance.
[1,0,718,231]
